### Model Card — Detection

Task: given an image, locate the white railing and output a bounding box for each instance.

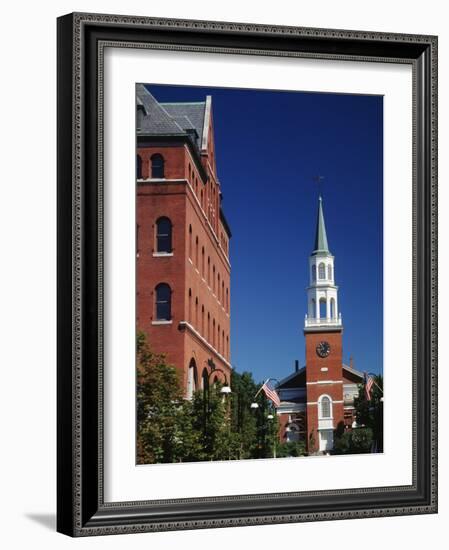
[304,314,342,327]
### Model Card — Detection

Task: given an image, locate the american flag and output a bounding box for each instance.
[262,382,281,408]
[365,374,374,401]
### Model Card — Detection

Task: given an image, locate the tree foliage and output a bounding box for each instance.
[136,332,281,464]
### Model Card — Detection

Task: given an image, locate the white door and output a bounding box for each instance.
[319,429,334,451]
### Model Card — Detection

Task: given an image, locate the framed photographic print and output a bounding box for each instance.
[57,12,438,536]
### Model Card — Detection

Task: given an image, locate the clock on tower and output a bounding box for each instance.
[304,196,344,454]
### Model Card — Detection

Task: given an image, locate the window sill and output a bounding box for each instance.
[153,252,174,257]
[152,320,173,325]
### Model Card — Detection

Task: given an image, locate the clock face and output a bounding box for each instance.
[316,341,331,358]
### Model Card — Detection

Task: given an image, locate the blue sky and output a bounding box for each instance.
[145,84,383,383]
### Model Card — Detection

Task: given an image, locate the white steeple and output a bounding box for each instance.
[304,195,342,329]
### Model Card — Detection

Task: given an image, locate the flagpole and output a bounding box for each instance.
[253,378,270,400]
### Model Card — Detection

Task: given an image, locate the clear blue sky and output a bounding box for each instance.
[145,84,383,383]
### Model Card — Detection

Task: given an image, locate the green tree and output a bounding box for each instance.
[229,371,259,459]
[354,374,383,452]
[333,427,373,454]
[136,331,187,464]
[277,440,307,458]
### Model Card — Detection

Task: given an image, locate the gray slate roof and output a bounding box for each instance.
[136,84,206,149]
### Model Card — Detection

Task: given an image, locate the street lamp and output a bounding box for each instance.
[203,360,231,444]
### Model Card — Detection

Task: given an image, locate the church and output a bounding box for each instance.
[276,196,365,453]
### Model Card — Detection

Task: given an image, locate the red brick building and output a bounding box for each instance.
[136,85,232,397]
[276,197,364,453]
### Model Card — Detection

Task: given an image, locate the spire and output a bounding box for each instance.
[312,195,330,254]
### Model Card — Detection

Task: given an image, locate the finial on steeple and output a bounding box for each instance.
[312,194,330,255]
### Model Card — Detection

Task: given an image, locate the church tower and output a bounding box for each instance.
[304,196,344,453]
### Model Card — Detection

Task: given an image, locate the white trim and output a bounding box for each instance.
[307,400,343,405]
[318,394,333,420]
[151,320,173,326]
[178,321,232,369]
[306,380,343,385]
[152,252,174,257]
[320,367,328,372]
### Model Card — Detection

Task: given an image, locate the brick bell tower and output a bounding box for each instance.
[304,196,344,453]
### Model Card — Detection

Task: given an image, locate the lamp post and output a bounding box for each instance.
[203,360,231,454]
[250,379,281,459]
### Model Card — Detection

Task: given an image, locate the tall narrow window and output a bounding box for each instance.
[207,257,210,284]
[328,264,333,280]
[226,288,229,312]
[201,247,205,277]
[155,217,172,253]
[186,359,197,400]
[217,273,221,302]
[151,153,165,178]
[188,289,192,323]
[195,236,199,267]
[319,298,326,319]
[136,155,142,179]
[320,396,332,418]
[201,305,205,335]
[312,264,317,282]
[318,262,326,280]
[188,225,192,259]
[155,283,171,321]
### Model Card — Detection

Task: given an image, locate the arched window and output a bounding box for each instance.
[318,262,326,279]
[312,264,317,282]
[136,155,142,179]
[155,283,171,321]
[201,246,205,277]
[309,298,316,318]
[319,396,332,418]
[201,305,205,335]
[195,297,198,328]
[155,217,172,253]
[151,154,165,178]
[186,359,197,400]
[328,264,332,280]
[319,298,326,319]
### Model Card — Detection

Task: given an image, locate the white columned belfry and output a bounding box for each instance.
[305,195,342,329]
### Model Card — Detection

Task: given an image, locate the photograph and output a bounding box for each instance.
[135,82,384,464]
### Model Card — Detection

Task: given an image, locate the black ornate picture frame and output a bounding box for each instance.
[57,12,438,536]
